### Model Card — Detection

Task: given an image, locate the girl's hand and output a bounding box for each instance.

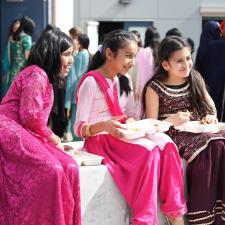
[48,133,64,151]
[166,111,191,126]
[104,118,125,139]
[56,142,65,151]
[202,114,218,124]
[126,117,136,123]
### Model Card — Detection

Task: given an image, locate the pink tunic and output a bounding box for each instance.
[0,65,81,225]
[75,71,187,225]
[137,47,154,96]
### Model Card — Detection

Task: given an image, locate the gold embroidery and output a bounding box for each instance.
[187,200,225,224]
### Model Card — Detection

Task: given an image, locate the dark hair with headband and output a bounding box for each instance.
[87,29,137,96]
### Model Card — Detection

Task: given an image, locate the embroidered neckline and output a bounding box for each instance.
[154,80,190,92]
[152,80,190,97]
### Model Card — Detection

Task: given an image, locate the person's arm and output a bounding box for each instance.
[22,34,32,60]
[201,88,218,124]
[19,71,53,139]
[19,70,66,150]
[74,77,125,139]
[145,86,159,119]
[84,119,125,139]
[145,86,190,125]
[205,89,217,114]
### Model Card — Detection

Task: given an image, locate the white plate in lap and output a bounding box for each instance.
[119,119,171,139]
[174,121,225,133]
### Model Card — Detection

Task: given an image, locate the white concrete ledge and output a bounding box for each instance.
[80,165,130,225]
[68,141,187,225]
[79,165,169,225]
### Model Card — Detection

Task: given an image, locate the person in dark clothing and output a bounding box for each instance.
[195,20,225,121]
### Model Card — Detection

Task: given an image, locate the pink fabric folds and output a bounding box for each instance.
[0,65,81,225]
[84,135,186,225]
[75,70,186,224]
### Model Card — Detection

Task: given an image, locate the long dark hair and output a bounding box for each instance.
[8,19,20,37]
[88,29,137,96]
[12,16,35,41]
[144,26,160,65]
[28,29,73,84]
[141,36,215,118]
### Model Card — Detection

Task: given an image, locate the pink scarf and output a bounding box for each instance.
[76,70,126,123]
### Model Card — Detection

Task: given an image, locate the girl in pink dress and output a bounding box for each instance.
[0,29,81,225]
[74,30,186,225]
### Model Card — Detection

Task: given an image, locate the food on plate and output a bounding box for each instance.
[118,119,171,139]
[131,127,141,132]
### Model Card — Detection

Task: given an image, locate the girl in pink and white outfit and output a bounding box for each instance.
[74,30,187,225]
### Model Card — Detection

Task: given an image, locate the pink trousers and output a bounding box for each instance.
[85,134,187,225]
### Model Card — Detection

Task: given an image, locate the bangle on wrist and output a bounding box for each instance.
[85,124,93,137]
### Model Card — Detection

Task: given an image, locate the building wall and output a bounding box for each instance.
[67,0,225,57]
[54,0,73,33]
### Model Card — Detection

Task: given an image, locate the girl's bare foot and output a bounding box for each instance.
[166,216,184,225]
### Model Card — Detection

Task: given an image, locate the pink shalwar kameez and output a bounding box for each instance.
[75,71,186,225]
[0,65,81,225]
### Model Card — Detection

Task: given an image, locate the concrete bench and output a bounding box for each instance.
[80,165,173,225]
[69,141,187,225]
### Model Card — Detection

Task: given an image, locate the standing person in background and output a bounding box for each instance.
[165,27,182,37]
[142,36,225,225]
[186,38,195,55]
[138,26,160,99]
[195,20,225,122]
[3,16,35,95]
[42,23,58,33]
[51,27,82,138]
[41,24,68,138]
[75,29,186,225]
[129,30,143,103]
[0,29,81,225]
[69,26,83,54]
[65,33,90,141]
[1,19,20,98]
[220,20,225,38]
[165,28,195,56]
[62,26,83,141]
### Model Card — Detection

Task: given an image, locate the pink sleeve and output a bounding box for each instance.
[138,47,154,92]
[19,72,53,138]
[74,77,97,136]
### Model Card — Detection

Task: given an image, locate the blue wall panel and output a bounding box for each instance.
[0,0,49,93]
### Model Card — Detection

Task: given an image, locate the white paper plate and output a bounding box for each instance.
[67,150,104,166]
[174,121,224,133]
[118,128,146,140]
[119,119,171,139]
[216,122,225,131]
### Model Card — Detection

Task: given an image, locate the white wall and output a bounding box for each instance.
[68,0,225,58]
[54,0,73,35]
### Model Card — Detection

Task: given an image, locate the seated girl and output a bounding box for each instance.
[141,35,225,225]
[74,30,187,225]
